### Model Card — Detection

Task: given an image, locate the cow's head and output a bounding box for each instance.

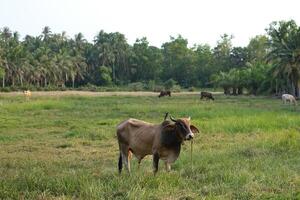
[170,116,199,140]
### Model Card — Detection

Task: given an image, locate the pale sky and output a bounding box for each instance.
[1,0,300,47]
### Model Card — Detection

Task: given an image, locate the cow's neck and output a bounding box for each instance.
[161,128,183,149]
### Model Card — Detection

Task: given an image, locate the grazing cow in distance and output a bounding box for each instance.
[158,91,171,98]
[23,90,31,100]
[116,115,199,174]
[200,91,214,100]
[282,94,297,106]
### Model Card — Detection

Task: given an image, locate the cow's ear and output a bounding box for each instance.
[190,125,199,133]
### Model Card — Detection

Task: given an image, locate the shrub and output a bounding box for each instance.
[0,87,11,92]
[144,80,156,91]
[98,66,112,85]
[164,79,177,90]
[188,87,196,91]
[172,85,181,92]
[128,82,144,91]
[83,83,98,91]
[153,85,164,92]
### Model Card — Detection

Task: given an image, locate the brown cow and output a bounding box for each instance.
[200,91,214,100]
[158,91,171,98]
[116,116,199,174]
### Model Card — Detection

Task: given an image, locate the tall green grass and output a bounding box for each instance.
[0,94,299,199]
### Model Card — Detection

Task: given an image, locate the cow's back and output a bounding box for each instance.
[282,94,295,100]
[117,118,159,158]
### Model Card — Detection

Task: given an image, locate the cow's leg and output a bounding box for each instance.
[118,153,123,174]
[127,149,132,172]
[122,152,130,173]
[165,162,171,172]
[153,152,160,174]
[137,159,142,169]
[293,99,297,106]
[120,144,131,173]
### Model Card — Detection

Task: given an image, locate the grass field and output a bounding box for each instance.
[0,92,299,199]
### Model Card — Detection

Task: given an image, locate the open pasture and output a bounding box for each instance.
[0,93,299,199]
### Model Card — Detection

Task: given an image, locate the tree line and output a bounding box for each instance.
[0,20,300,97]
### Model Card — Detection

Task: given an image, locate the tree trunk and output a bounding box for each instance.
[291,81,296,96]
[223,87,230,95]
[252,86,258,95]
[237,87,243,95]
[44,77,47,87]
[298,81,300,98]
[275,80,278,95]
[72,76,75,88]
[2,72,5,88]
[4,61,8,88]
[232,87,237,95]
[112,63,115,83]
[294,80,299,98]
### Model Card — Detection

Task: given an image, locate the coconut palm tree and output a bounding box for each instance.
[211,71,231,95]
[267,20,300,97]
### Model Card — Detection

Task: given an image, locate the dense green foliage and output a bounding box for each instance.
[0,93,299,199]
[1,20,300,96]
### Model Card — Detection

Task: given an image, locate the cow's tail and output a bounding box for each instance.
[118,153,122,173]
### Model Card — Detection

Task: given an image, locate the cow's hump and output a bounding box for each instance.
[127,118,152,127]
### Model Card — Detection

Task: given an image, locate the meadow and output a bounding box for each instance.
[0,92,299,200]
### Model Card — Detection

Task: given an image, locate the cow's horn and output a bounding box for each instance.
[164,112,169,121]
[188,116,191,120]
[170,116,177,122]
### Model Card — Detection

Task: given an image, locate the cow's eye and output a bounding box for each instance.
[178,123,187,133]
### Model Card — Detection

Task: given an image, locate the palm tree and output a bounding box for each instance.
[267,20,300,97]
[211,71,231,95]
[42,26,52,41]
[0,27,13,87]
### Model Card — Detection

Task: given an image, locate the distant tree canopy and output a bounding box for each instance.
[1,20,300,97]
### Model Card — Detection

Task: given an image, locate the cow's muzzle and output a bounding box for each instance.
[186,133,194,140]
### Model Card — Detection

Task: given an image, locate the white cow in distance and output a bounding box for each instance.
[282,94,297,106]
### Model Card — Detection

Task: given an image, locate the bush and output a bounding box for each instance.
[82,83,98,91]
[172,85,181,92]
[188,87,196,91]
[0,87,11,92]
[98,66,112,85]
[36,86,43,91]
[128,82,144,91]
[144,80,156,91]
[153,85,164,92]
[164,79,177,90]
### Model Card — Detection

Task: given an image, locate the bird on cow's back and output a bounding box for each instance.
[116,113,199,174]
